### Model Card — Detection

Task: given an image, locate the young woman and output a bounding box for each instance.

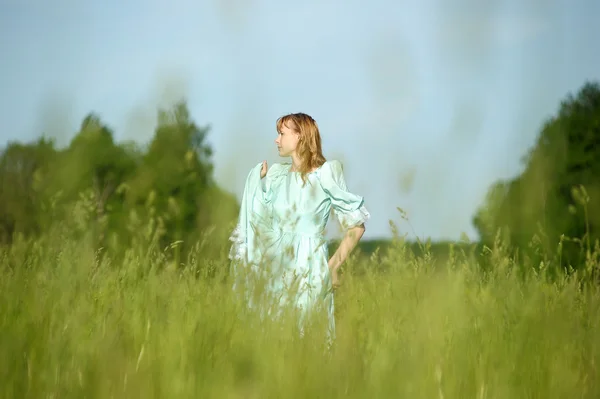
[229,112,370,339]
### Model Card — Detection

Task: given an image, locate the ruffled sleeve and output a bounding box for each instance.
[228,163,269,264]
[317,160,370,230]
[228,162,286,264]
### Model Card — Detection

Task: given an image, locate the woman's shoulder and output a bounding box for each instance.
[264,159,344,178]
[267,162,289,174]
[265,162,292,181]
[316,159,344,176]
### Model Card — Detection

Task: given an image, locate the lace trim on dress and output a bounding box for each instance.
[228,224,246,262]
[338,203,371,230]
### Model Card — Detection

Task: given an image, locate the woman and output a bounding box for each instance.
[229,112,370,340]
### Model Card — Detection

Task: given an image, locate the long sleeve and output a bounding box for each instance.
[228,163,271,264]
[318,160,370,230]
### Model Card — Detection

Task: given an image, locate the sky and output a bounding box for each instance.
[1,0,599,241]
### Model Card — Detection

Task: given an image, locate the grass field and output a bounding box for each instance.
[1,225,599,398]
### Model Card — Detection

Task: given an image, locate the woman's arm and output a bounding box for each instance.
[328,224,366,281]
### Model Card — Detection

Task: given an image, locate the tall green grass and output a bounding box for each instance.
[1,219,599,398]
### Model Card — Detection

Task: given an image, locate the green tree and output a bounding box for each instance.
[126,101,237,263]
[473,81,600,271]
[0,137,56,244]
[0,100,240,267]
[39,114,137,248]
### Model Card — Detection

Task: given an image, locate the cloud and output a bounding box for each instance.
[212,0,256,33]
[364,32,420,131]
[495,14,549,46]
[121,67,193,144]
[34,90,76,148]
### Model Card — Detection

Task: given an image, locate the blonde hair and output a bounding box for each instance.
[276,113,327,184]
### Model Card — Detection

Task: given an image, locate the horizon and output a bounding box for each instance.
[1,0,599,241]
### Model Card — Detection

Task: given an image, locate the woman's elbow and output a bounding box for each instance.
[349,224,365,240]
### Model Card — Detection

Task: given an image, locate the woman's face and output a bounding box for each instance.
[275,121,300,157]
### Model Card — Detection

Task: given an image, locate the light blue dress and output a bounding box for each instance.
[229,160,370,339]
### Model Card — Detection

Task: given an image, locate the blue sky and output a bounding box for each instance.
[1,0,599,241]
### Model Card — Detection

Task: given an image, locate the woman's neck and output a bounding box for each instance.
[290,153,302,172]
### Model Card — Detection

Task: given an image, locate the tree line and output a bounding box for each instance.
[1,81,599,274]
[0,101,239,265]
[473,80,600,274]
